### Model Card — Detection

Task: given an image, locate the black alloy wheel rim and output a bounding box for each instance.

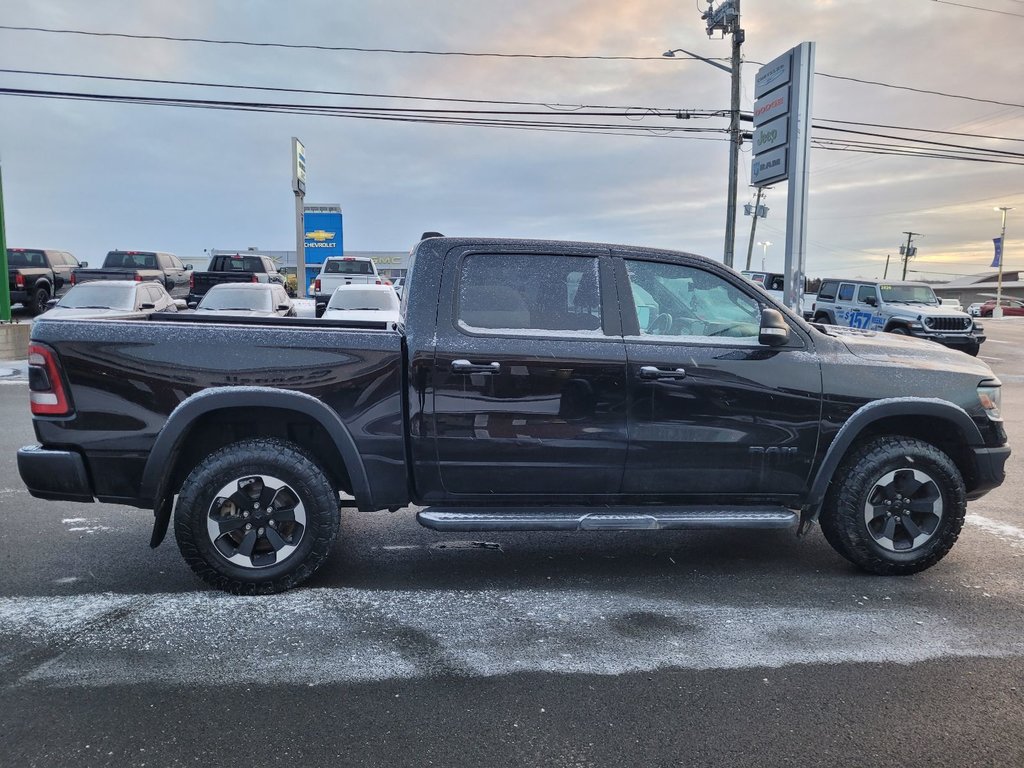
[205,474,307,569]
[862,468,944,553]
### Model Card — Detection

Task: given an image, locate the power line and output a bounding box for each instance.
[930,0,1024,17]
[815,117,1024,144]
[0,24,1020,110]
[0,24,712,62]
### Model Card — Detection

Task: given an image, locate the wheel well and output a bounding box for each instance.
[164,407,353,500]
[845,416,977,489]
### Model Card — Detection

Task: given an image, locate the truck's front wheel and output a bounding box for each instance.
[173,439,339,594]
[819,436,966,576]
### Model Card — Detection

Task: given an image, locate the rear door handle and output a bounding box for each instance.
[452,359,501,374]
[639,366,687,380]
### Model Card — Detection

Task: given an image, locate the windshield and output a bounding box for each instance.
[879,284,938,305]
[323,259,374,275]
[198,287,272,311]
[59,284,135,310]
[327,288,399,311]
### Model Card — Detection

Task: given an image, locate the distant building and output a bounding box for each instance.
[931,271,1024,307]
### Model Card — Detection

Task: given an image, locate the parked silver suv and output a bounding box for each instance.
[810,278,985,356]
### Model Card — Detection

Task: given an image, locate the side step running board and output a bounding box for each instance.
[416,507,798,532]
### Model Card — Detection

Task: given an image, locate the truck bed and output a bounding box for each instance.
[28,314,407,509]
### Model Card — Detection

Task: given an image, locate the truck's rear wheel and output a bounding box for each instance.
[28,286,50,316]
[173,439,339,594]
[820,436,966,575]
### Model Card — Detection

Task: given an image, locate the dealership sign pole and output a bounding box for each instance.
[292,138,307,298]
[750,41,815,312]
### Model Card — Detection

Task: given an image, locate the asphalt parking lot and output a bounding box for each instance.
[1,320,1022,767]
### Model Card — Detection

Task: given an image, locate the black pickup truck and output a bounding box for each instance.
[187,253,286,306]
[71,250,191,298]
[6,248,84,315]
[18,236,1009,594]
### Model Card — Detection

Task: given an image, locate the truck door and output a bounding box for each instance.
[833,282,857,327]
[616,254,822,498]
[855,284,885,330]
[426,247,628,500]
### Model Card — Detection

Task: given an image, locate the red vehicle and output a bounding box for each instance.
[979,298,1024,317]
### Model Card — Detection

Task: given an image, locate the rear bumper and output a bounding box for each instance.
[967,444,1010,500]
[17,445,94,502]
[9,290,29,304]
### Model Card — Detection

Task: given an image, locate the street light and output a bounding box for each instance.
[662,23,743,268]
[757,240,772,271]
[994,206,1013,319]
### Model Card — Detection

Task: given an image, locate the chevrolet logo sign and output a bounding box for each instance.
[305,230,336,242]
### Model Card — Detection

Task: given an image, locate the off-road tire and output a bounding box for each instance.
[174,439,339,594]
[888,326,910,335]
[813,312,833,325]
[27,286,50,316]
[820,436,966,576]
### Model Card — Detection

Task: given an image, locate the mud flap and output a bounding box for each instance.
[149,494,174,548]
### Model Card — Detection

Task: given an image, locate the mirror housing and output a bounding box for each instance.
[45,298,59,309]
[79,261,89,268]
[187,301,199,309]
[277,304,291,312]
[759,308,790,346]
[173,299,187,310]
[864,296,878,307]
[185,264,193,270]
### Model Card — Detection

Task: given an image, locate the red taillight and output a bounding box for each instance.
[314,278,321,293]
[189,272,194,290]
[15,274,25,289]
[251,274,259,283]
[375,279,382,285]
[69,272,76,286]
[134,274,143,282]
[28,344,71,416]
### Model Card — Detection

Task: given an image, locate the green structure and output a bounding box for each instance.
[0,159,10,322]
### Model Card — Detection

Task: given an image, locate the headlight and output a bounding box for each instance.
[977,384,1002,421]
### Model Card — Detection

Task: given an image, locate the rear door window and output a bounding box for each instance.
[457,253,603,333]
[857,285,878,304]
[837,283,855,302]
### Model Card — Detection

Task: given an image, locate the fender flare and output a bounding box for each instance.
[143,387,371,547]
[800,397,984,529]
[882,319,914,333]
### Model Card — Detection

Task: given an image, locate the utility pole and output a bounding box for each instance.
[744,187,765,271]
[700,0,743,267]
[900,231,920,280]
[883,254,891,280]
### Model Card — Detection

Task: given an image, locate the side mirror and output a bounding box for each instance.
[139,302,156,310]
[865,296,878,307]
[187,301,199,309]
[185,264,193,270]
[46,298,59,309]
[79,261,89,268]
[277,304,291,312]
[173,299,187,310]
[759,308,790,346]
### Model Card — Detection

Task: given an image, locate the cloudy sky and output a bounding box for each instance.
[0,0,1021,280]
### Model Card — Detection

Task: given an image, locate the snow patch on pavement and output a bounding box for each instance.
[0,588,1021,688]
[967,514,1024,548]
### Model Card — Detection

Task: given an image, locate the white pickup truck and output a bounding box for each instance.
[312,256,385,316]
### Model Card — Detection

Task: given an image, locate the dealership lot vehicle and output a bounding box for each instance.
[18,237,1009,594]
[968,302,984,317]
[44,280,182,320]
[322,284,401,324]
[312,255,384,315]
[187,253,287,306]
[6,248,83,315]
[71,250,191,298]
[811,278,985,355]
[194,282,294,317]
[980,298,1024,317]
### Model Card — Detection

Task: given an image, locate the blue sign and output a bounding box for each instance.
[303,211,343,265]
[992,237,1003,269]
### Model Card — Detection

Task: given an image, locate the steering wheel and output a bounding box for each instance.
[647,312,674,335]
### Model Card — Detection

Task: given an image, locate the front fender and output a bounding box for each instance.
[142,387,371,547]
[799,397,984,531]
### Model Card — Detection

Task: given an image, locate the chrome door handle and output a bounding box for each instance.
[452,359,501,374]
[639,366,687,380]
